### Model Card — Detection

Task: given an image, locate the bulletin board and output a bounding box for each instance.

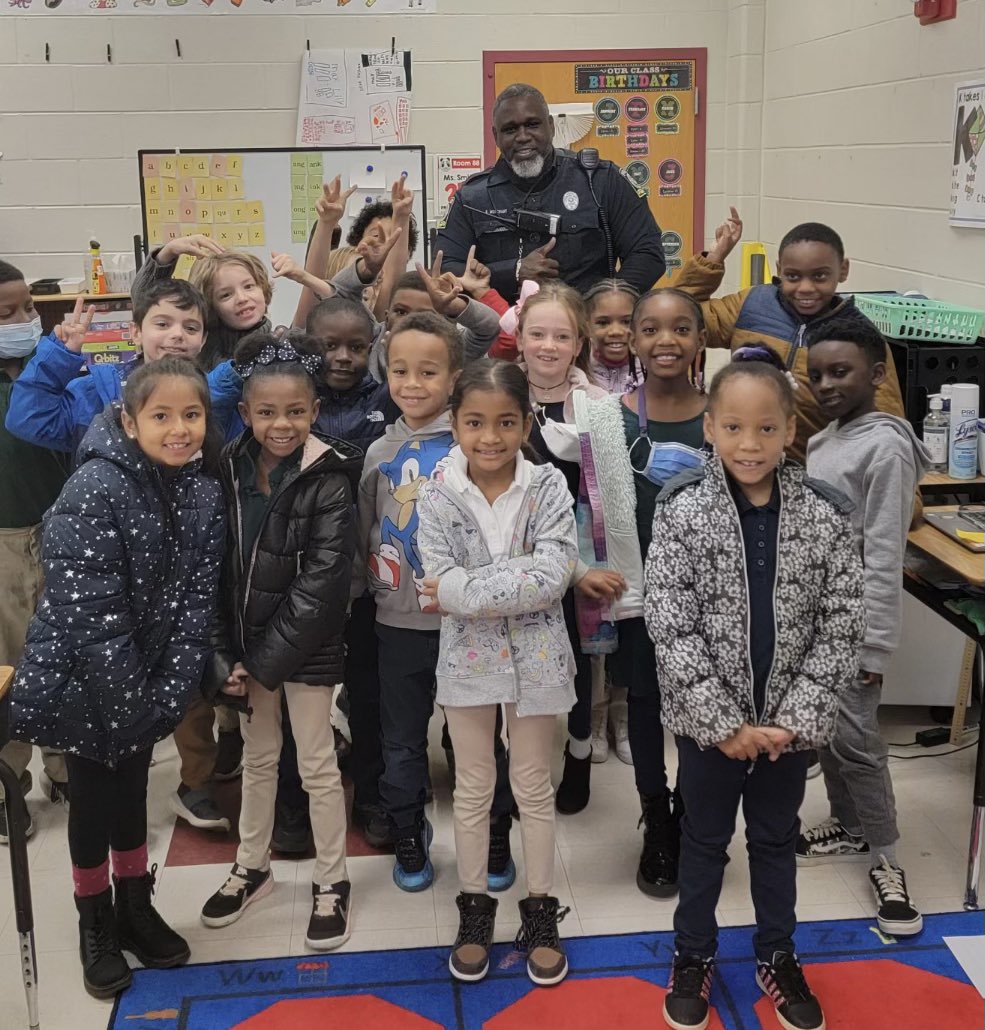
[138,145,428,327]
[483,50,706,284]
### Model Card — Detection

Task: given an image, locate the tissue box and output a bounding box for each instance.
[58,277,85,294]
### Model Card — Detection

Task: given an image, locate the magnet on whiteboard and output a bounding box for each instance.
[562,191,579,211]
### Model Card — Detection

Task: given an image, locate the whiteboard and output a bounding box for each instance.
[137,146,428,328]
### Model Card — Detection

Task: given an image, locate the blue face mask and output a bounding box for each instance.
[0,316,42,359]
[628,388,704,487]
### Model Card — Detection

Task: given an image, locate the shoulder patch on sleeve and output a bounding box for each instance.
[618,166,649,199]
[804,475,856,516]
[657,465,707,502]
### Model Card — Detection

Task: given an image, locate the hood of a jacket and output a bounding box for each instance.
[818,410,932,480]
[381,409,453,443]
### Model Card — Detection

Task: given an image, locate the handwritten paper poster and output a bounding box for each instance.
[296,48,412,148]
[951,80,985,229]
[4,0,434,15]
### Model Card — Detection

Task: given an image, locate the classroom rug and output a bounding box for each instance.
[109,911,981,1030]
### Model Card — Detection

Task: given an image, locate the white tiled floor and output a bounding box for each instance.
[0,705,977,1029]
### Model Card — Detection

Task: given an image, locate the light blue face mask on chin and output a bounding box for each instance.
[0,316,42,359]
[628,387,705,487]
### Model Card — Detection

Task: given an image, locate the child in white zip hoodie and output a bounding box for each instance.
[799,316,931,938]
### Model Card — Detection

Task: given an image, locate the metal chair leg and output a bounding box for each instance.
[0,759,39,1029]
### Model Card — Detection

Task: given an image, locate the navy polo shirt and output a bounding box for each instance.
[726,472,781,720]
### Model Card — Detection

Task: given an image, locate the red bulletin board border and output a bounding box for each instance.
[482,48,708,256]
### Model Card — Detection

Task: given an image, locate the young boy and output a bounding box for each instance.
[355,311,514,890]
[0,260,70,840]
[676,218,908,464]
[5,277,240,832]
[800,317,929,937]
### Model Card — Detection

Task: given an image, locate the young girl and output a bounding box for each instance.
[645,347,864,1030]
[514,281,609,815]
[11,357,226,999]
[417,359,577,987]
[134,235,274,371]
[200,332,360,951]
[584,279,644,396]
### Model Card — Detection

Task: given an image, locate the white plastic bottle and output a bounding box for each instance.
[922,394,949,472]
[948,383,980,480]
[940,383,954,414]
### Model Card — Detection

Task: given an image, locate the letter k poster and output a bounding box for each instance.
[483,49,707,283]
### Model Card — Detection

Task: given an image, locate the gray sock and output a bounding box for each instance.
[870,844,898,869]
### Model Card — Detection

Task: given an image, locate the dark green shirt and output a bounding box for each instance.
[621,400,706,554]
[0,367,70,529]
[236,439,301,567]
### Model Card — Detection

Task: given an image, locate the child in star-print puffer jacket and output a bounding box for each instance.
[11,357,224,998]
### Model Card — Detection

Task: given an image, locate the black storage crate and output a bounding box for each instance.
[888,338,984,436]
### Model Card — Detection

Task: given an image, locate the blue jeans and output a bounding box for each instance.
[674,736,809,962]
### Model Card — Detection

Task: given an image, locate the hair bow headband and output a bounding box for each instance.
[235,341,323,380]
[499,278,541,336]
[732,345,800,391]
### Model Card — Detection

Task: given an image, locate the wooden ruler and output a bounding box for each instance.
[950,639,979,746]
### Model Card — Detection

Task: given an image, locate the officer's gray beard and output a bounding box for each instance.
[509,154,546,180]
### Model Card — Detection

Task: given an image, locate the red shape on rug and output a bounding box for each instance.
[232,994,443,1028]
[485,975,726,1029]
[753,958,981,1029]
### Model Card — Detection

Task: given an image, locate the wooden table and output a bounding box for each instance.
[920,472,985,501]
[0,665,39,1028]
[906,512,985,910]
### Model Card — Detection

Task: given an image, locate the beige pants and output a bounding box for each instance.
[237,681,347,886]
[445,704,557,895]
[0,525,66,799]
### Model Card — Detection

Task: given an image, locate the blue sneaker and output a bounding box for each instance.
[393,818,434,892]
[487,816,516,892]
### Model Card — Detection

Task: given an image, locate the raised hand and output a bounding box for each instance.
[390,173,414,222]
[457,244,492,298]
[356,223,403,279]
[158,233,224,264]
[316,175,358,225]
[53,296,94,354]
[270,251,302,281]
[416,251,464,316]
[707,206,743,264]
[518,237,560,282]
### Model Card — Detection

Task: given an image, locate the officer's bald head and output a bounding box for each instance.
[492,84,555,179]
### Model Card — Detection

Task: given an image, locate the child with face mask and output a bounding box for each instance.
[0,260,71,841]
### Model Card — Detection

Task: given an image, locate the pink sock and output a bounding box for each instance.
[110,843,148,880]
[73,859,110,898]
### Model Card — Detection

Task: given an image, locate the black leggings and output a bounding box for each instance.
[563,589,593,742]
[65,748,154,869]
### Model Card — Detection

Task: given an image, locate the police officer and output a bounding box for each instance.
[435,83,666,303]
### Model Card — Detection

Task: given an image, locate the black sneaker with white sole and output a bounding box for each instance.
[796,817,869,865]
[170,784,231,832]
[663,953,714,1030]
[201,864,273,927]
[869,856,923,936]
[306,881,351,950]
[0,799,35,845]
[756,951,824,1030]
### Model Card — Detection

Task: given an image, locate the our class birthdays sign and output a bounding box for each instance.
[4,0,433,13]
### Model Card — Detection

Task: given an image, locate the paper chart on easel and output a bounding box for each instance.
[296,48,412,148]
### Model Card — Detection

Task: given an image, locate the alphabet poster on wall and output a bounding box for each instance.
[4,0,433,14]
[296,48,412,148]
[951,80,985,229]
[483,49,706,283]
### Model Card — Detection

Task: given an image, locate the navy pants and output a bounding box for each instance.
[674,736,809,962]
[377,623,513,835]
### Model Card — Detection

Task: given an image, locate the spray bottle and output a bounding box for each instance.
[89,239,107,296]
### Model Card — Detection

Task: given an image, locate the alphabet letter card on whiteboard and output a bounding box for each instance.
[297,48,413,148]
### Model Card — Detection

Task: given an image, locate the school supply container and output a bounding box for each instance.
[855,294,983,344]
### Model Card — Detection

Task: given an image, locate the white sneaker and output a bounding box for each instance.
[590,705,609,764]
[610,700,633,765]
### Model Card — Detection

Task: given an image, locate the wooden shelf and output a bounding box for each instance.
[32,293,131,303]
[921,471,985,488]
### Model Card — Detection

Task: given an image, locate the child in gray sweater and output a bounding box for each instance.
[799,317,931,938]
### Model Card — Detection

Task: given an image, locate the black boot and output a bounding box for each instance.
[637,790,681,898]
[555,744,591,815]
[516,896,570,986]
[114,864,190,968]
[76,889,132,998]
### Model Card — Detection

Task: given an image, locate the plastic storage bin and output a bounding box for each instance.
[855,294,984,344]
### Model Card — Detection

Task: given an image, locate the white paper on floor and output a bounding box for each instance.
[944,935,985,998]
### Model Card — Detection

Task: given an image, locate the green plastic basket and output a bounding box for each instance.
[854,294,984,344]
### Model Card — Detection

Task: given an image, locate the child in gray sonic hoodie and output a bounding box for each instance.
[799,316,931,939]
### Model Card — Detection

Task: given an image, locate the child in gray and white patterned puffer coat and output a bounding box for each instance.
[644,346,864,1030]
